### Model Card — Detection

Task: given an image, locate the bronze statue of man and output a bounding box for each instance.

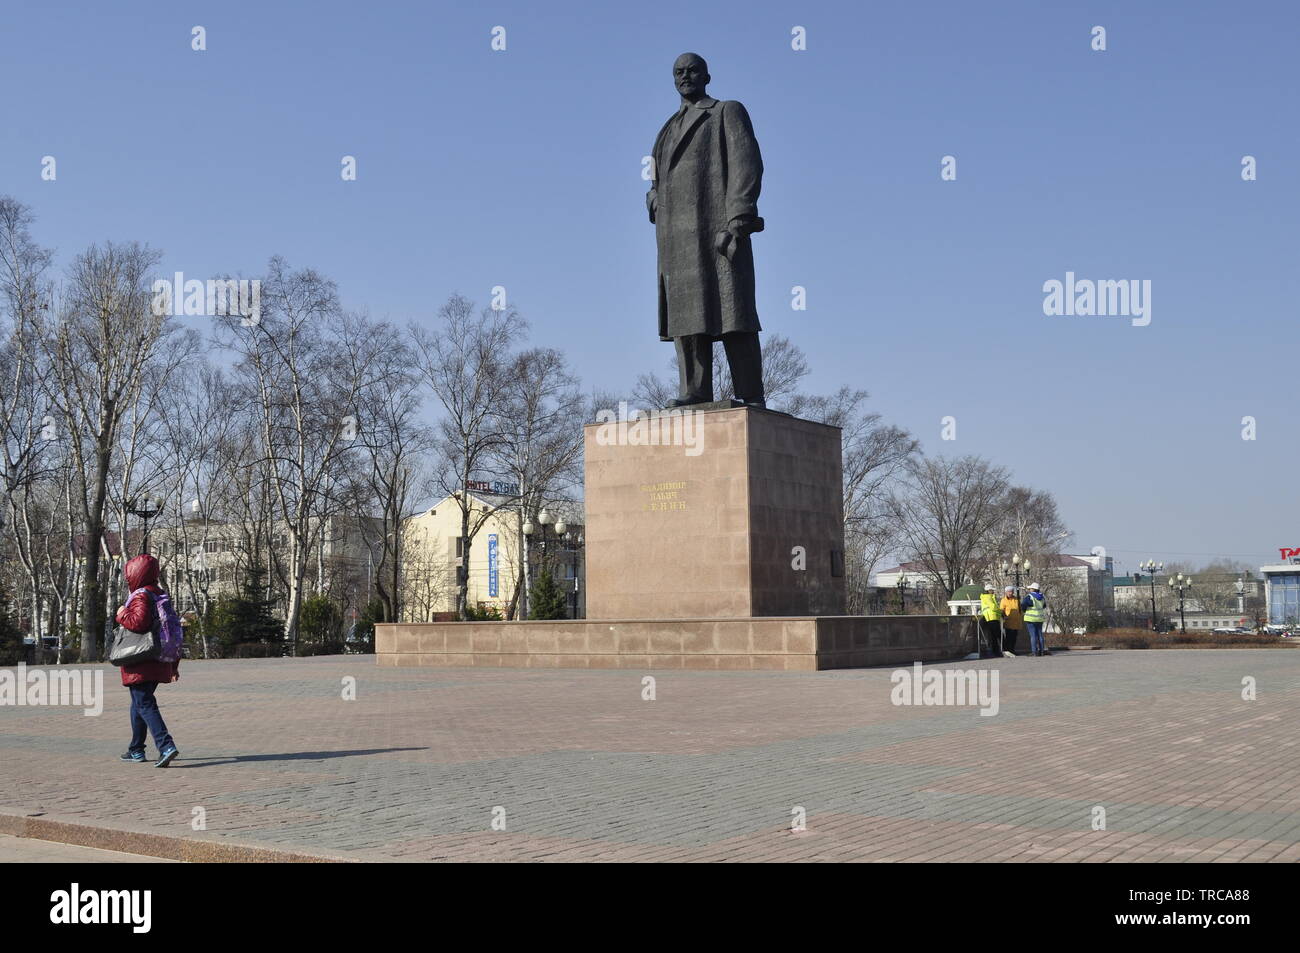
[647,53,766,408]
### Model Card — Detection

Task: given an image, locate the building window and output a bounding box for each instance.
[1269,574,1300,624]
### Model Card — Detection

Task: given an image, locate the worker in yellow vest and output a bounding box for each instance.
[978,584,1002,658]
[1021,583,1049,656]
[999,586,1023,656]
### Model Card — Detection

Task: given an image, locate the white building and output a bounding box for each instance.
[874,551,1114,610]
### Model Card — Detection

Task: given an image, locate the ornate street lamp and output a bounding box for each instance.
[523,508,557,604]
[1168,573,1193,634]
[128,495,165,555]
[554,524,583,619]
[1136,560,1164,631]
[999,554,1031,593]
[537,508,553,563]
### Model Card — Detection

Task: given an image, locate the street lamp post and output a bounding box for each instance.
[522,508,556,612]
[999,554,1031,593]
[572,532,583,618]
[128,496,164,555]
[1137,560,1164,631]
[538,508,553,566]
[554,519,567,617]
[554,522,583,619]
[521,516,534,618]
[1168,573,1193,634]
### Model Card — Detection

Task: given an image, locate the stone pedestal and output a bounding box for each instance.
[375,615,978,670]
[583,405,845,619]
[375,406,978,673]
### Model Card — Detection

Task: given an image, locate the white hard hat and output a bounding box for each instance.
[1029,583,1040,591]
[1004,586,1014,593]
[984,584,995,591]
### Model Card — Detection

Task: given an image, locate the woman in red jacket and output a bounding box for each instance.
[115,553,181,767]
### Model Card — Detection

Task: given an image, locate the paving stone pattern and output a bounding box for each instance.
[2,651,1298,861]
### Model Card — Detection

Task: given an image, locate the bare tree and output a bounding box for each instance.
[156,363,242,656]
[0,197,58,656]
[990,486,1071,576]
[343,317,429,624]
[410,294,521,619]
[42,241,171,661]
[492,346,584,619]
[887,455,1012,605]
[218,257,368,651]
[1039,567,1091,636]
[399,532,454,622]
[104,324,199,619]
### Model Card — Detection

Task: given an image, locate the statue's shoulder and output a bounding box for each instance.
[715,100,755,123]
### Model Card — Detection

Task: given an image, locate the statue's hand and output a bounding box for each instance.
[715,224,745,261]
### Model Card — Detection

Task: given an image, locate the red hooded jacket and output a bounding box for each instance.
[115,553,181,687]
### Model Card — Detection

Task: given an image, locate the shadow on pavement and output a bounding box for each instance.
[172,747,427,767]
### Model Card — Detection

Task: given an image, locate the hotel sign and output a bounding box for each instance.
[465,479,520,497]
[488,534,499,597]
[1280,547,1300,561]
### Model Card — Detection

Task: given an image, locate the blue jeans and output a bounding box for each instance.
[1026,622,1045,654]
[128,682,174,754]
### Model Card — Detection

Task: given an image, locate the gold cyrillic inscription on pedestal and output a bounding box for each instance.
[639,481,688,512]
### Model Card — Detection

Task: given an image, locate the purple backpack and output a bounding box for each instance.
[133,587,185,663]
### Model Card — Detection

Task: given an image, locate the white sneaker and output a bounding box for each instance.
[1002,650,1016,658]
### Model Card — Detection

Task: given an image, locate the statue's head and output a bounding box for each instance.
[673,53,710,101]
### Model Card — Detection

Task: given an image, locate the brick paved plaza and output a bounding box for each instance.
[3,649,1299,862]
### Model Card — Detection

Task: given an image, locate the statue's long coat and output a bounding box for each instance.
[648,97,763,341]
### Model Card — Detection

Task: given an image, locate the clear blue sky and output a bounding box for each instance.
[3,0,1295,572]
